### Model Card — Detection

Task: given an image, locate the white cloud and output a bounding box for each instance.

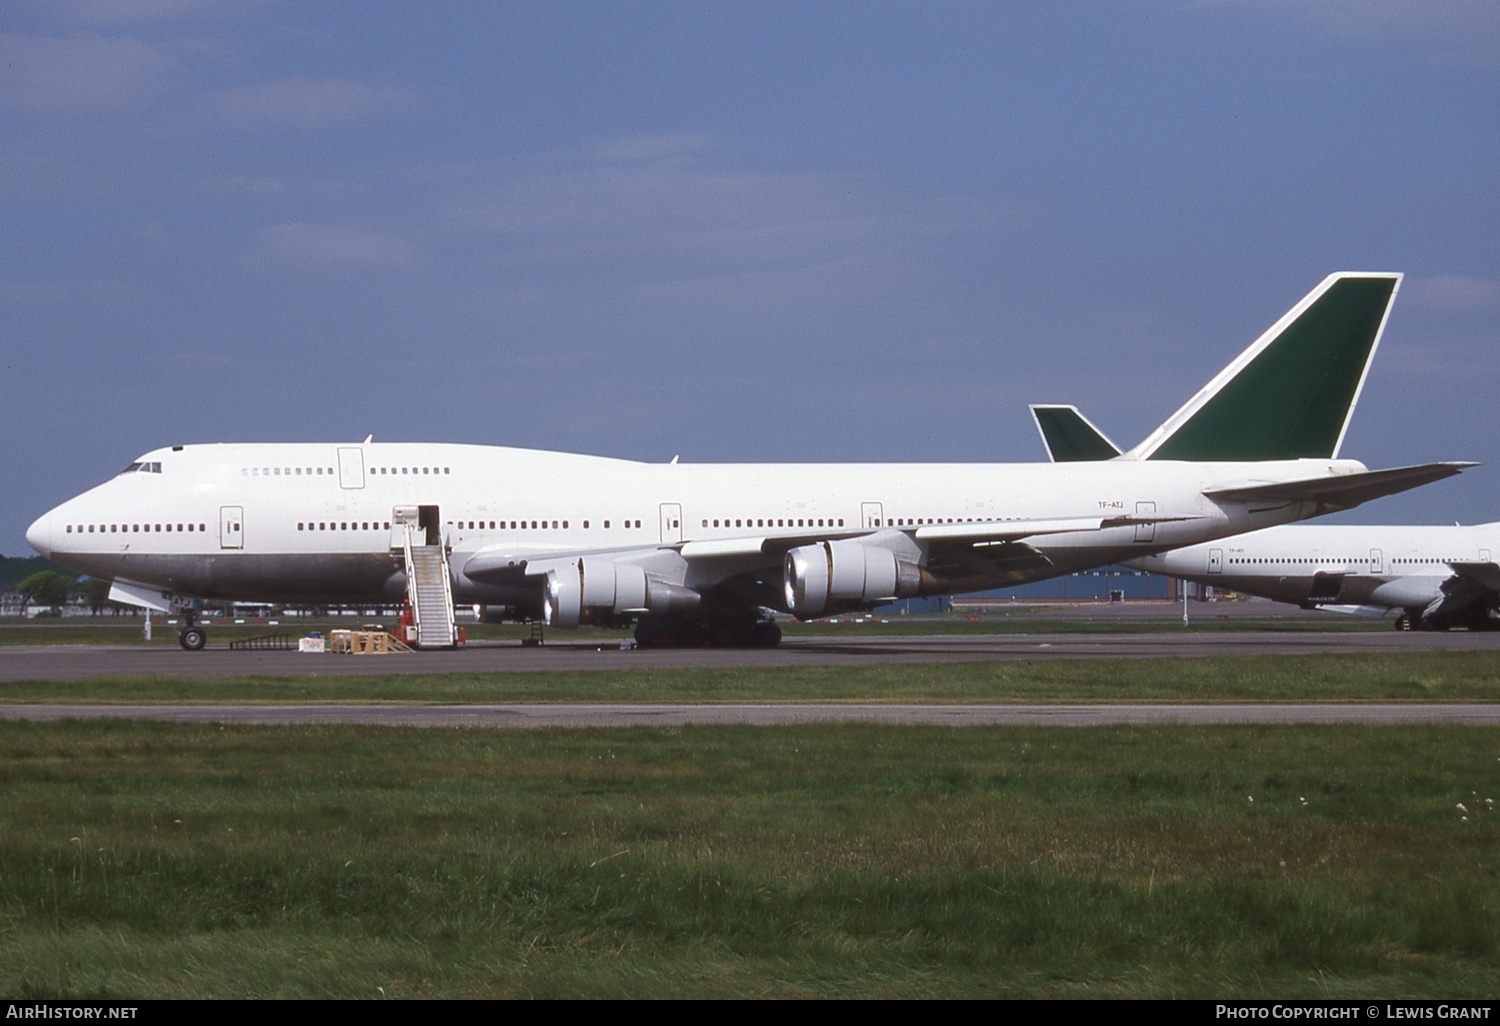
[0,32,179,115]
[450,137,1008,306]
[591,134,715,165]
[56,0,224,26]
[0,278,134,303]
[248,222,422,272]
[1403,275,1500,312]
[211,74,421,129]
[1204,0,1500,62]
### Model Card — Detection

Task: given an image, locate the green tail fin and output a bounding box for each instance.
[1127,273,1400,461]
[1030,405,1122,462]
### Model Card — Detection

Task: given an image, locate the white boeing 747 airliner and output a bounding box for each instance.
[27,273,1471,649]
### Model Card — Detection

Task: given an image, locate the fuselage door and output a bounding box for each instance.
[219,506,244,550]
[338,447,365,490]
[861,501,884,529]
[659,503,683,545]
[1134,501,1157,543]
[1208,548,1223,574]
[390,505,419,550]
[1480,549,1492,564]
[1369,548,1384,575]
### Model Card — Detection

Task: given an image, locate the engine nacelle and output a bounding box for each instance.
[783,540,922,619]
[539,557,701,628]
[542,567,582,629]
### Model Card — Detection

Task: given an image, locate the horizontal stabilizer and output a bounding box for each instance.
[1203,461,1474,511]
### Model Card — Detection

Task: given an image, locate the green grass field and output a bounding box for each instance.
[0,719,1496,998]
[1,642,1497,998]
[1,650,1498,705]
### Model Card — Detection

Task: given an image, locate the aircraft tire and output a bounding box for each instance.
[179,627,207,651]
[753,621,783,648]
[674,621,709,648]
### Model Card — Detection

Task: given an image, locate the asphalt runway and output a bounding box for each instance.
[2,629,1500,683]
[2,701,1498,727]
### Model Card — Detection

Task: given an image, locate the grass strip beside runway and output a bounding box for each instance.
[1,650,1498,703]
[0,720,1495,998]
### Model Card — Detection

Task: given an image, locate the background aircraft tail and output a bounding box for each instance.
[1030,405,1122,462]
[1122,272,1401,461]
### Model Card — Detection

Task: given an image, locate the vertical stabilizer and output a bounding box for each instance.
[1125,273,1400,461]
[1030,405,1122,462]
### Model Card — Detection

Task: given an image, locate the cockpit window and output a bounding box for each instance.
[120,461,162,474]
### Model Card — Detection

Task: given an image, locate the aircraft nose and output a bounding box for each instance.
[25,512,52,558]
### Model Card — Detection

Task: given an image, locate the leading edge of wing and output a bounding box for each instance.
[671,514,1203,556]
[465,513,1207,580]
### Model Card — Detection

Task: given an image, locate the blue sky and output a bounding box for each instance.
[4,0,1499,556]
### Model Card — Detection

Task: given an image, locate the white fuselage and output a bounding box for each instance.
[26,441,1369,613]
[1127,523,1500,613]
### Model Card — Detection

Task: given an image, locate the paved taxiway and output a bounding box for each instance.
[3,629,1500,683]
[3,701,1499,727]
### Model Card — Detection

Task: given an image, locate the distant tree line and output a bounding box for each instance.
[8,570,121,616]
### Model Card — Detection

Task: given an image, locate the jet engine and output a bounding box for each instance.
[540,557,701,628]
[783,539,924,619]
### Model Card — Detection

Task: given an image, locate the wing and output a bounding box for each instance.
[460,511,1206,627]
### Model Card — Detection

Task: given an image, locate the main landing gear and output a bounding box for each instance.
[1394,609,1500,632]
[178,611,207,651]
[634,615,783,649]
